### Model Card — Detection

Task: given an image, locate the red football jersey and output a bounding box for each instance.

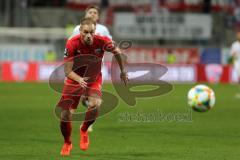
[64,34,114,83]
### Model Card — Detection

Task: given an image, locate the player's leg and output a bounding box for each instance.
[81,95,101,132]
[60,109,72,144]
[235,62,240,83]
[234,61,240,98]
[59,108,73,156]
[80,76,103,132]
[80,96,94,132]
[80,94,102,150]
[57,90,81,156]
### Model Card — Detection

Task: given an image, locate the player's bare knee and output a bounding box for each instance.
[88,97,102,108]
[61,109,72,121]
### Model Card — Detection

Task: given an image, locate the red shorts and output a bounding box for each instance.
[57,76,102,110]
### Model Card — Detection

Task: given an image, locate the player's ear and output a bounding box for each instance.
[79,25,83,32]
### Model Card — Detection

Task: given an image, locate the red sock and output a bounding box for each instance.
[60,121,72,144]
[81,107,98,132]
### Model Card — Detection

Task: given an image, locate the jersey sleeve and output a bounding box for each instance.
[103,26,112,40]
[102,37,116,53]
[64,40,75,61]
[97,24,112,39]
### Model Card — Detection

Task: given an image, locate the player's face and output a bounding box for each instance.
[80,24,96,45]
[85,8,99,22]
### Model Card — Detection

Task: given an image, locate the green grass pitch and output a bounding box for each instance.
[0,82,240,160]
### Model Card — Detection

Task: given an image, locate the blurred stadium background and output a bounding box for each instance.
[0,0,239,82]
[0,0,240,160]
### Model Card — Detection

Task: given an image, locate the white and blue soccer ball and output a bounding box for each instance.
[188,84,215,112]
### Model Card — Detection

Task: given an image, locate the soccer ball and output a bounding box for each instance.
[188,84,215,112]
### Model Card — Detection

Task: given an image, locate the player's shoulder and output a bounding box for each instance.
[94,34,111,42]
[96,23,108,30]
[68,34,80,41]
[67,34,80,47]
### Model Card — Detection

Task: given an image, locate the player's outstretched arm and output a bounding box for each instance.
[64,61,88,88]
[112,47,129,86]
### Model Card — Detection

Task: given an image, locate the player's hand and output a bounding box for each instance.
[120,71,129,86]
[78,77,89,88]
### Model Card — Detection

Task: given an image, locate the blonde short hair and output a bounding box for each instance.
[80,17,96,27]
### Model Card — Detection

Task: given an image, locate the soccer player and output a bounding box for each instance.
[57,17,128,156]
[230,31,240,84]
[71,5,112,132]
[70,5,112,39]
